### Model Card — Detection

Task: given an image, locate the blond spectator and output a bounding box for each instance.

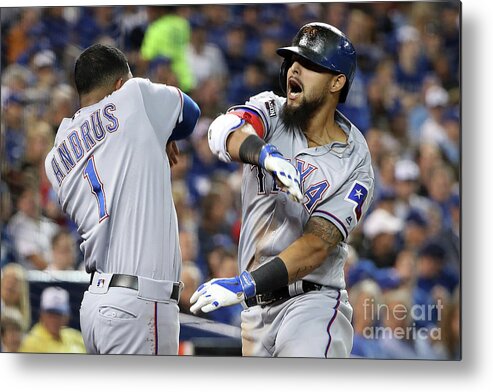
[1,263,31,331]
[1,309,25,352]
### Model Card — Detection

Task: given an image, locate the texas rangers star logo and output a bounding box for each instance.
[344,181,369,222]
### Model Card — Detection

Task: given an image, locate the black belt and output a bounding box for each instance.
[90,272,181,301]
[245,281,325,308]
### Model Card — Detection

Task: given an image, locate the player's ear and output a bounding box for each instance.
[115,78,125,91]
[115,71,132,91]
[329,74,346,95]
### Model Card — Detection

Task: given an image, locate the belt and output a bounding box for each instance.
[245,280,325,308]
[90,273,181,301]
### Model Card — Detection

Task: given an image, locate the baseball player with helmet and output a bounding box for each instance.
[190,22,375,358]
[44,44,200,355]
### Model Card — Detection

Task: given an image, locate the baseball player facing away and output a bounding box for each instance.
[44,44,200,355]
[190,23,375,358]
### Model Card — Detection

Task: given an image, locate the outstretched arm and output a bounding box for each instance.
[207,112,303,202]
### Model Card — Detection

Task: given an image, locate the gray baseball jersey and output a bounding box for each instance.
[45,77,186,355]
[45,77,183,282]
[229,91,374,358]
[230,91,374,289]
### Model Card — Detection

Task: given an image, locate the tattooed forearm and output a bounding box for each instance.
[279,217,344,282]
[304,216,343,249]
[294,264,318,281]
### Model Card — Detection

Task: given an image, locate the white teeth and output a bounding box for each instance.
[288,91,300,100]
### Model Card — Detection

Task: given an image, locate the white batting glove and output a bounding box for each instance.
[259,144,303,203]
[190,272,256,314]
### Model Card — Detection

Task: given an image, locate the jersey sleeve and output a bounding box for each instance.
[311,171,374,241]
[134,78,184,146]
[227,91,284,141]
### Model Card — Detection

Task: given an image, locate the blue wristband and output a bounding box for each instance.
[239,271,257,299]
[258,144,283,169]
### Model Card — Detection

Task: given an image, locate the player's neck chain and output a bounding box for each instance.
[305,123,347,147]
[305,134,329,147]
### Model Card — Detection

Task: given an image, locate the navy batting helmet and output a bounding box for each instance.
[276,22,357,103]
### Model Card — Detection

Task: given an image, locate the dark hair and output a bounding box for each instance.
[74,44,129,96]
[51,228,73,248]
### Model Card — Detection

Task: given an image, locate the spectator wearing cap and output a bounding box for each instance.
[25,49,59,108]
[412,240,458,331]
[147,55,179,86]
[3,93,27,172]
[19,286,85,353]
[416,241,459,296]
[393,159,433,222]
[362,208,403,269]
[394,25,429,96]
[419,84,458,164]
[402,209,430,252]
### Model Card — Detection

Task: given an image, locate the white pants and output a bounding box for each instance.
[241,288,353,358]
[80,273,180,355]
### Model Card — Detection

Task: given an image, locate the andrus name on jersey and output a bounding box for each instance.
[50,103,120,186]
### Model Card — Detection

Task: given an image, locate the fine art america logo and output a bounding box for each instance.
[362,298,443,340]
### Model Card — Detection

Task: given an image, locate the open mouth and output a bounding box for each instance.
[288,78,303,98]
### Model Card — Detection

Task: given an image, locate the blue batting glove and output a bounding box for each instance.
[189,271,256,314]
[258,144,303,203]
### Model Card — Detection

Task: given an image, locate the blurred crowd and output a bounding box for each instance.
[1,3,460,359]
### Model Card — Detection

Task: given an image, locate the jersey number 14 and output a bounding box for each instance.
[83,156,109,222]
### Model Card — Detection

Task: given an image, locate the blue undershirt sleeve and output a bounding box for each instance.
[169,93,201,141]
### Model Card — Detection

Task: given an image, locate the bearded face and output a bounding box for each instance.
[280,93,326,131]
[280,55,337,131]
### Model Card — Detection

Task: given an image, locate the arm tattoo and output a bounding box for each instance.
[294,265,317,281]
[291,217,343,281]
[304,216,343,249]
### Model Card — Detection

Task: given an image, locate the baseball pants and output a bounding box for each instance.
[241,288,353,358]
[80,272,181,355]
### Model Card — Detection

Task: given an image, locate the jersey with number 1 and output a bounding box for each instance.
[44,78,185,282]
[229,91,375,289]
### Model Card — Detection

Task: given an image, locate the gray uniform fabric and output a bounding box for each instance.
[45,78,185,355]
[230,91,375,357]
